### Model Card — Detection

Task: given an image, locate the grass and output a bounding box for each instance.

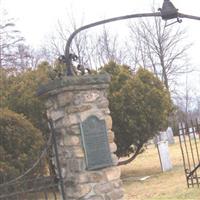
[121,137,200,200]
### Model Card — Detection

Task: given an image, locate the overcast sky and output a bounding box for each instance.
[2,0,200,95]
[2,0,200,47]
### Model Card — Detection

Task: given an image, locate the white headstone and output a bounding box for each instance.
[154,131,170,146]
[160,131,168,141]
[178,122,185,142]
[157,141,173,172]
[189,127,199,139]
[166,127,175,144]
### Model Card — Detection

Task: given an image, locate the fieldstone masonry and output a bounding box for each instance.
[39,74,124,200]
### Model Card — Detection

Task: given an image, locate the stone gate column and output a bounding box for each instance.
[38,74,124,200]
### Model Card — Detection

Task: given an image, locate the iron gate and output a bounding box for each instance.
[178,119,200,188]
[0,120,65,200]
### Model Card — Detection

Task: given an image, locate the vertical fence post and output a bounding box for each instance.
[48,120,66,200]
[178,122,189,188]
[190,120,200,187]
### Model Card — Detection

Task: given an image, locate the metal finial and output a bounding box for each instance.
[159,0,178,20]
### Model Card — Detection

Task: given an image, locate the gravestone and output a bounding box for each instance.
[166,127,175,144]
[153,131,168,146]
[188,127,200,139]
[157,141,173,172]
[160,131,168,141]
[154,128,175,145]
[179,122,185,142]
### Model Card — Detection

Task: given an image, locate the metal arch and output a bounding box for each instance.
[64,12,161,76]
[178,13,200,21]
[64,5,200,76]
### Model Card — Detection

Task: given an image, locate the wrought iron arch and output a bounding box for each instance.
[60,0,200,76]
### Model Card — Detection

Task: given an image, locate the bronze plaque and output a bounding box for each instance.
[80,115,113,170]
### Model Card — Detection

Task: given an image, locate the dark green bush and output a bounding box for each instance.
[0,108,44,183]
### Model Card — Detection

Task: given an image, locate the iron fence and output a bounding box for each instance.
[178,119,200,188]
[0,120,65,200]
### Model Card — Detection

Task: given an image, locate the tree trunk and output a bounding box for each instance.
[118,145,143,166]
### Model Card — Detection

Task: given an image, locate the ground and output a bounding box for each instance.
[121,137,200,200]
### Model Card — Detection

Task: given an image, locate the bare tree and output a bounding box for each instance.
[45,13,129,72]
[94,26,128,68]
[0,9,24,68]
[128,17,192,91]
[45,13,95,70]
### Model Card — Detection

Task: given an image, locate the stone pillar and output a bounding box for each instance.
[38,74,124,200]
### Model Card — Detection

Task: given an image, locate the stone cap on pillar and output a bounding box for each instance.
[37,73,111,97]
